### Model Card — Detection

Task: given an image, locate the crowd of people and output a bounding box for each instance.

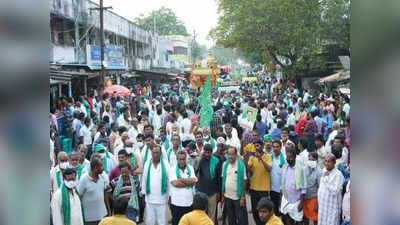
[49,75,350,225]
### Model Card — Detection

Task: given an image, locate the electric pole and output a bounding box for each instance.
[91,0,112,90]
[100,0,105,89]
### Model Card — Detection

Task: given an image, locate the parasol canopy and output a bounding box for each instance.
[102,85,131,97]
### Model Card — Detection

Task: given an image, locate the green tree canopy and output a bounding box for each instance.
[135,7,189,36]
[209,0,350,77]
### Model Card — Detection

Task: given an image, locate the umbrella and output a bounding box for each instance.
[102,85,131,97]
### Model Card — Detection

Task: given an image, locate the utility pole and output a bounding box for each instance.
[191,30,196,65]
[100,0,105,89]
[91,1,112,90]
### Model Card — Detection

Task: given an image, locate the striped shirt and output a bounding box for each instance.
[110,178,133,199]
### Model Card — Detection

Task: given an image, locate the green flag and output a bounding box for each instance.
[199,74,213,128]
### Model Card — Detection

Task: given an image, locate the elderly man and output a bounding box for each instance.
[51,168,84,225]
[166,133,183,167]
[50,151,70,196]
[202,127,216,152]
[221,146,248,225]
[280,147,307,225]
[318,153,344,225]
[224,123,241,152]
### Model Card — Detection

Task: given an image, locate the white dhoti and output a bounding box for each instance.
[145,202,168,225]
[280,195,303,222]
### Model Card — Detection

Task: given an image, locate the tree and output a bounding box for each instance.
[135,7,189,36]
[209,46,237,65]
[209,0,350,77]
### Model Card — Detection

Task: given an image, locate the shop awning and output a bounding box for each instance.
[88,65,127,70]
[318,70,350,83]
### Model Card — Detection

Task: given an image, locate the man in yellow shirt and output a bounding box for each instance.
[98,197,136,225]
[178,192,214,225]
[257,197,284,225]
[245,139,272,225]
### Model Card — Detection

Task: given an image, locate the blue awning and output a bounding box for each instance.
[88,65,127,70]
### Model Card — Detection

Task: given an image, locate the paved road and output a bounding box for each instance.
[138,194,256,225]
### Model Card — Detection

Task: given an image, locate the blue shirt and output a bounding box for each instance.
[270,156,283,192]
[256,121,268,138]
[270,128,282,140]
[314,116,326,134]
[75,120,83,140]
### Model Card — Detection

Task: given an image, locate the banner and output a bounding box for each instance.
[199,74,213,128]
[238,105,257,130]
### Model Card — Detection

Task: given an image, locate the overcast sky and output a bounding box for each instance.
[95,0,219,48]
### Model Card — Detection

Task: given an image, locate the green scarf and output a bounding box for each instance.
[131,153,137,167]
[56,171,62,188]
[61,184,84,225]
[189,156,199,167]
[113,175,139,210]
[270,152,286,168]
[167,145,182,162]
[76,165,84,180]
[281,163,307,200]
[164,138,170,151]
[143,146,150,164]
[146,159,167,195]
[176,164,192,189]
[209,155,220,179]
[222,159,245,198]
[103,152,110,174]
[203,137,216,151]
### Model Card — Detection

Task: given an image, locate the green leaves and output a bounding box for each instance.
[135,7,189,36]
[210,0,350,77]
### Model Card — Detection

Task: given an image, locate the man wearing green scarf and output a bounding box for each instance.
[195,144,222,224]
[166,134,183,167]
[110,162,139,222]
[141,145,170,225]
[169,150,197,225]
[94,144,115,176]
[280,147,307,225]
[221,146,248,225]
[51,168,84,225]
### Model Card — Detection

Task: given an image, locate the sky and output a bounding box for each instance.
[96,0,219,48]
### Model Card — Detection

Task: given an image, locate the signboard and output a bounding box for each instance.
[238,105,258,130]
[219,86,240,92]
[86,45,126,70]
[242,77,258,82]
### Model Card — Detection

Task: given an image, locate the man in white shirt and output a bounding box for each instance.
[180,111,193,146]
[51,168,84,225]
[342,100,350,118]
[141,145,170,225]
[117,109,131,129]
[50,151,69,197]
[169,150,197,225]
[286,106,296,127]
[79,118,93,158]
[224,123,241,151]
[221,146,248,225]
[127,118,140,144]
[296,137,309,167]
[102,105,113,124]
[315,134,327,170]
[325,122,339,149]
